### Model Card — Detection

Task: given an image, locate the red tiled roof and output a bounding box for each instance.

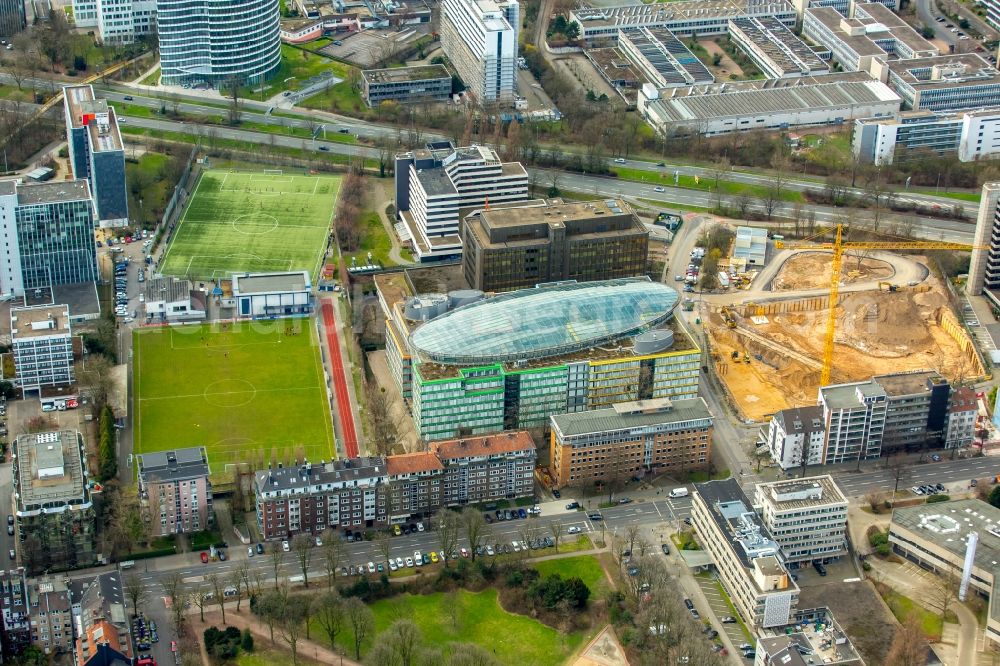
[430,431,534,461]
[385,451,444,476]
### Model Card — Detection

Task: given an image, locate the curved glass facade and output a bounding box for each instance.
[410,278,680,364]
[158,0,281,87]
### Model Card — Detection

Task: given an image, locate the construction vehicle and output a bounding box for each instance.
[774,224,986,385]
[878,281,898,292]
[721,306,737,329]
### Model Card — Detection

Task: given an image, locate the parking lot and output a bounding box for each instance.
[693,575,754,661]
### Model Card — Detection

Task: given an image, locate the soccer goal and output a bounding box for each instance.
[262,169,284,176]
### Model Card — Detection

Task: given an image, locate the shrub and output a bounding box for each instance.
[240,629,253,653]
[927,494,950,503]
[526,574,590,610]
[868,531,888,548]
[203,626,242,662]
[875,542,891,557]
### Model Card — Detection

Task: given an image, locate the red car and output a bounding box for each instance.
[200,552,209,564]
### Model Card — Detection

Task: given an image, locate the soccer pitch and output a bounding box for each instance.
[134,320,335,474]
[160,170,340,280]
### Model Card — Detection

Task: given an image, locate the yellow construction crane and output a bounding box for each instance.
[774,224,984,385]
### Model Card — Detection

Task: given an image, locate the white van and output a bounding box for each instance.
[668,487,689,498]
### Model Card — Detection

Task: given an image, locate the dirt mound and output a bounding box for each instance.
[772,252,894,291]
[837,292,933,357]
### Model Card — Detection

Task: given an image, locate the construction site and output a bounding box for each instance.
[703,251,985,421]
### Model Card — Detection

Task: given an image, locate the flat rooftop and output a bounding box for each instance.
[695,478,782,571]
[363,64,450,84]
[15,180,90,206]
[571,0,793,29]
[138,447,210,484]
[11,305,70,341]
[891,499,1000,575]
[64,84,122,151]
[13,431,88,511]
[86,108,123,152]
[552,397,712,437]
[232,271,310,295]
[480,198,631,227]
[821,380,885,409]
[63,84,96,130]
[145,277,193,303]
[730,16,829,75]
[874,370,943,396]
[756,475,848,510]
[621,27,714,86]
[887,53,1000,90]
[806,4,936,62]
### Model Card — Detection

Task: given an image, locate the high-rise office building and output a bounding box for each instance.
[440,0,518,103]
[72,0,156,43]
[10,305,74,392]
[63,85,128,228]
[0,0,26,39]
[0,180,98,297]
[157,0,281,87]
[968,182,1000,309]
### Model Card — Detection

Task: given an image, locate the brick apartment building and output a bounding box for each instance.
[28,576,73,656]
[254,432,537,540]
[548,398,713,489]
[137,447,213,536]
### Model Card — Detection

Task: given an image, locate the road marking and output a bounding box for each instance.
[654,502,663,518]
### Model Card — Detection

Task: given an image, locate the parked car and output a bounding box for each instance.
[256,543,265,554]
[247,547,255,558]
[405,557,414,567]
[661,543,670,555]
[518,508,527,519]
[200,552,209,564]
[721,616,737,624]
[552,489,561,498]
[566,502,580,510]
[568,526,581,534]
[282,540,290,552]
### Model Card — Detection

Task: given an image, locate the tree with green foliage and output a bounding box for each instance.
[97,404,117,481]
[988,485,1000,510]
[240,628,254,653]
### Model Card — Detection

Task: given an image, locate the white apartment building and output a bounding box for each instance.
[10,305,74,392]
[818,379,887,463]
[396,145,529,261]
[754,476,848,564]
[967,182,1000,305]
[72,0,156,43]
[440,0,518,102]
[854,107,1000,165]
[945,386,977,449]
[158,0,281,87]
[692,479,799,629]
[764,405,826,471]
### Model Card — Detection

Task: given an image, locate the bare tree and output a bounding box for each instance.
[548,520,564,553]
[345,596,375,660]
[226,77,242,126]
[237,561,253,604]
[322,532,343,589]
[269,541,284,589]
[227,570,244,613]
[255,588,287,644]
[374,530,393,570]
[929,564,960,623]
[368,619,423,666]
[624,525,641,556]
[435,511,461,566]
[312,591,345,652]
[125,572,148,618]
[709,157,730,211]
[280,601,307,666]
[292,534,313,587]
[864,488,885,513]
[461,507,489,562]
[192,590,209,623]
[207,573,226,625]
[158,572,186,632]
[365,380,398,456]
[885,616,929,666]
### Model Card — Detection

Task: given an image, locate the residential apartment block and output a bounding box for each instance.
[692,479,799,629]
[158,0,281,87]
[968,182,1000,308]
[549,397,713,489]
[71,572,132,666]
[11,305,74,393]
[28,576,73,656]
[254,432,536,539]
[819,370,950,463]
[361,65,452,107]
[137,448,213,536]
[0,568,29,657]
[853,107,1000,165]
[13,431,96,575]
[376,274,701,442]
[460,198,649,292]
[440,0,518,102]
[764,406,826,471]
[394,143,529,261]
[63,85,128,228]
[946,386,978,449]
[0,179,98,297]
[754,476,848,564]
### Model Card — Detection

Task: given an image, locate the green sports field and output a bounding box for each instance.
[160,170,340,280]
[134,320,335,474]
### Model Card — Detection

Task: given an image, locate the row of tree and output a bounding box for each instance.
[97,404,117,481]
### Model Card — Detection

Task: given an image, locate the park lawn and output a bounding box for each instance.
[0,85,32,102]
[134,320,335,475]
[125,152,173,227]
[613,166,804,203]
[352,211,399,267]
[235,648,322,666]
[879,587,956,639]
[300,80,365,115]
[256,44,350,96]
[533,554,608,595]
[325,589,589,665]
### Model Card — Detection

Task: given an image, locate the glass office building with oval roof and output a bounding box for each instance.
[376,273,701,442]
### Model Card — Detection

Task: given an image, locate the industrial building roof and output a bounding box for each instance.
[551,397,713,438]
[646,73,899,123]
[232,271,310,295]
[621,27,713,86]
[886,53,1000,91]
[571,0,791,29]
[729,16,829,76]
[409,277,680,364]
[15,180,91,205]
[806,4,936,62]
[363,64,450,84]
[10,304,71,341]
[891,499,1000,577]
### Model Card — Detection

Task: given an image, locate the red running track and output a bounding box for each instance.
[321,300,359,458]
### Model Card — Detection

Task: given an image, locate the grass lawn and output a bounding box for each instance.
[613,166,804,203]
[712,580,754,643]
[160,169,339,279]
[353,211,412,267]
[236,648,320,666]
[300,80,365,115]
[246,44,349,98]
[638,198,714,214]
[909,187,981,203]
[134,320,335,474]
[324,589,588,664]
[0,85,32,102]
[533,554,607,594]
[879,587,956,639]
[140,67,160,86]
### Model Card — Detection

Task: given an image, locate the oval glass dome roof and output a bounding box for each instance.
[409,278,680,365]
